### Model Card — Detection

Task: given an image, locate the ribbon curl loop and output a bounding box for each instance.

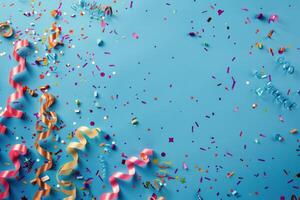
[0,39,29,134]
[0,22,14,38]
[32,93,57,200]
[0,144,27,199]
[57,126,100,200]
[100,148,153,200]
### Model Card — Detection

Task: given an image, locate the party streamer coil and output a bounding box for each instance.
[0,39,29,134]
[100,148,153,200]
[0,144,27,199]
[0,22,14,38]
[31,93,57,200]
[56,126,101,200]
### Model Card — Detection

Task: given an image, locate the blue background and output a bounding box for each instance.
[0,0,299,199]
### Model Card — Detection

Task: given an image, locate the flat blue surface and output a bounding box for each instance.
[0,0,299,199]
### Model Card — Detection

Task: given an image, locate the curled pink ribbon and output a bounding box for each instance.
[0,39,29,134]
[0,144,27,199]
[100,148,153,200]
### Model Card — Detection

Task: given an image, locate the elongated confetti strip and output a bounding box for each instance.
[48,23,62,49]
[0,22,14,38]
[56,126,100,200]
[0,39,29,134]
[100,148,153,200]
[32,93,57,200]
[0,144,27,199]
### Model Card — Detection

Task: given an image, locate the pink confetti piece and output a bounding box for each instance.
[132,32,139,39]
[101,20,106,28]
[183,162,188,170]
[269,14,279,23]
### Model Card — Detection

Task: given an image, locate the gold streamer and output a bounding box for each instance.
[56,126,101,200]
[24,86,38,97]
[48,23,62,49]
[0,22,14,38]
[32,93,57,200]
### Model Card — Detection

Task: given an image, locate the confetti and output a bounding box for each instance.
[269,14,279,23]
[132,32,139,39]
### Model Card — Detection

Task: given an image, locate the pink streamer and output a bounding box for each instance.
[0,40,29,134]
[100,149,153,200]
[0,144,27,199]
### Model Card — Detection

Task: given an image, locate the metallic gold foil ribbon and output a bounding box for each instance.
[0,39,29,134]
[0,144,27,199]
[48,23,62,49]
[0,22,13,38]
[100,148,153,200]
[56,126,100,200]
[32,93,57,200]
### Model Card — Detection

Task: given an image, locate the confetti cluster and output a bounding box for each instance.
[0,0,299,200]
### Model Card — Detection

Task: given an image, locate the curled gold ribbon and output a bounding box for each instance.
[32,93,57,200]
[0,22,13,38]
[56,126,101,200]
[48,23,62,49]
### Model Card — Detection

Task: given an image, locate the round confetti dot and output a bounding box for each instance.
[161,152,166,157]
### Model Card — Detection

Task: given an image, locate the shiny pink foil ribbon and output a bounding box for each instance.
[0,144,27,199]
[100,149,153,200]
[0,39,29,134]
